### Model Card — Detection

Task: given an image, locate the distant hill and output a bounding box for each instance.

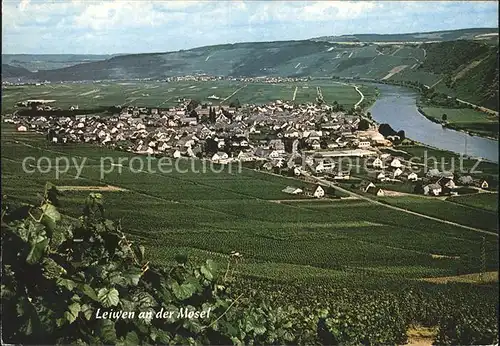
[392,40,499,110]
[2,54,116,72]
[2,29,498,110]
[1,64,33,79]
[313,28,498,43]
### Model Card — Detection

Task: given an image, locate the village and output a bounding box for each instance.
[4,91,491,200]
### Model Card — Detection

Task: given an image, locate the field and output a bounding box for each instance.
[1,79,368,114]
[448,192,498,212]
[1,126,498,284]
[420,106,499,138]
[377,195,498,232]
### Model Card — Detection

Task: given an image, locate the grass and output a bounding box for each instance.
[420,106,499,138]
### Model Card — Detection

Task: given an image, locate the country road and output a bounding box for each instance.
[304,173,499,237]
[221,84,248,103]
[455,98,499,116]
[423,84,498,116]
[354,85,364,109]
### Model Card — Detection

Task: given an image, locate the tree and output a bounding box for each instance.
[187,99,200,112]
[378,123,397,137]
[442,113,448,122]
[229,99,241,109]
[397,130,406,140]
[205,137,218,154]
[189,109,198,120]
[357,119,370,131]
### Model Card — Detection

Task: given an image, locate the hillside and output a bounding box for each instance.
[2,54,115,72]
[313,28,498,43]
[1,64,33,79]
[2,33,498,110]
[393,40,499,110]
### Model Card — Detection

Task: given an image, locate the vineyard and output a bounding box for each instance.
[1,126,499,343]
[2,183,498,345]
[1,79,367,114]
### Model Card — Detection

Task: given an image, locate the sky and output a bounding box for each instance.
[2,0,498,54]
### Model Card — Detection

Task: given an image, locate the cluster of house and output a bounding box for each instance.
[6,97,397,179]
[420,169,489,196]
[232,76,309,84]
[165,75,225,82]
[6,93,491,198]
[355,155,490,197]
[282,185,329,198]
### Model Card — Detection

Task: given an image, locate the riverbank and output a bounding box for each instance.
[367,83,498,162]
[347,77,499,141]
[416,106,499,141]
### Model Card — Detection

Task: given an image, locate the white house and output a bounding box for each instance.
[361,181,377,193]
[159,142,169,152]
[367,186,385,196]
[407,172,418,181]
[17,125,27,132]
[390,158,402,168]
[377,172,385,180]
[313,185,325,198]
[423,183,442,196]
[357,141,371,148]
[311,140,321,150]
[212,152,229,162]
[393,168,403,178]
[282,186,303,195]
[315,162,335,174]
[173,150,182,158]
[372,157,384,168]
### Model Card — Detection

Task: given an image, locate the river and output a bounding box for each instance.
[368,83,499,163]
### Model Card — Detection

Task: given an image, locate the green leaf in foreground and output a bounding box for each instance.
[97,288,119,307]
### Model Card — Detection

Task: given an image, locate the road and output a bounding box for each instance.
[292,86,298,101]
[221,84,248,104]
[422,84,499,116]
[455,98,499,116]
[304,173,499,237]
[354,85,364,109]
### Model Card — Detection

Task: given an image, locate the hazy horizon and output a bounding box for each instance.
[1,25,498,56]
[2,0,498,55]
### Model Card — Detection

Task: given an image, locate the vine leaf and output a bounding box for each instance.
[64,302,81,324]
[41,203,61,223]
[97,319,117,343]
[79,284,99,301]
[26,238,49,264]
[171,281,197,301]
[98,288,120,307]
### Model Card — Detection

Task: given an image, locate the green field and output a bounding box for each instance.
[420,106,499,138]
[448,193,498,212]
[1,80,368,114]
[1,127,498,283]
[377,195,498,232]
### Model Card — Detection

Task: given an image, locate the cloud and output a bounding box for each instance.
[1,0,498,54]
